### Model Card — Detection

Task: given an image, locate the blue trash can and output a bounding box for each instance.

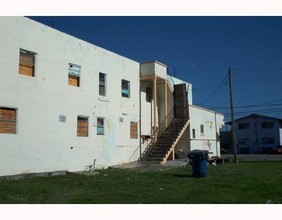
[187,150,209,177]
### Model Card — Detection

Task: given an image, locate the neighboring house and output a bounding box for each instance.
[226,114,282,154]
[0,17,224,176]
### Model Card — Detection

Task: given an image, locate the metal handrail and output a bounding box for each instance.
[129,106,189,162]
[139,107,175,161]
[128,124,156,163]
[141,106,189,160]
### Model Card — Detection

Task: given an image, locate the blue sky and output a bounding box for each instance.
[29,16,282,123]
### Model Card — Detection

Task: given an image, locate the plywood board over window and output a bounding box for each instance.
[0,107,16,134]
[77,116,88,137]
[19,49,36,77]
[68,63,80,87]
[130,122,138,139]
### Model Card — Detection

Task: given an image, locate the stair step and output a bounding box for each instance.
[142,118,189,163]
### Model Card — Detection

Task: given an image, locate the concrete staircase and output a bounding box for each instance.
[141,118,189,164]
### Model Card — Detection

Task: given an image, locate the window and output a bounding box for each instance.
[262,138,275,144]
[121,79,130,98]
[262,122,274,129]
[216,132,220,142]
[239,138,250,145]
[192,129,195,138]
[238,123,249,129]
[99,73,106,96]
[68,63,81,87]
[130,122,138,139]
[19,48,36,77]
[146,87,152,102]
[77,116,88,137]
[97,118,104,135]
[0,107,16,134]
[200,124,204,135]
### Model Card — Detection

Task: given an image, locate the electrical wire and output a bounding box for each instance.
[201,99,282,110]
[198,73,228,105]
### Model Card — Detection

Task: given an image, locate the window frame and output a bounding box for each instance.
[239,138,251,145]
[200,124,204,136]
[192,129,196,139]
[261,122,274,129]
[262,137,275,145]
[77,116,88,137]
[0,107,17,134]
[130,121,138,139]
[121,79,130,98]
[238,123,250,129]
[97,117,105,135]
[19,48,36,77]
[99,72,107,96]
[68,63,81,87]
[146,87,152,102]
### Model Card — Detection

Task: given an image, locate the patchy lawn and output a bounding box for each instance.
[0,161,281,204]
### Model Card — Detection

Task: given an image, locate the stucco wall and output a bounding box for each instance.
[175,105,224,158]
[0,17,140,176]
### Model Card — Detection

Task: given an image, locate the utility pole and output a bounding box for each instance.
[228,67,237,163]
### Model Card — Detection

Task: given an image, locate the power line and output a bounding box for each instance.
[201,98,282,110]
[198,73,228,105]
[233,67,282,71]
[223,107,282,116]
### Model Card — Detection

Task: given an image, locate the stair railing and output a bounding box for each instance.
[139,107,175,161]
[143,106,190,160]
[128,125,156,163]
[129,106,189,163]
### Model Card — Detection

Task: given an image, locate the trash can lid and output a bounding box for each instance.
[187,149,209,157]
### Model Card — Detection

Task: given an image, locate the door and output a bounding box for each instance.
[173,83,188,119]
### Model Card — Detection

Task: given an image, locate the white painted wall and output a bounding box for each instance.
[279,128,282,146]
[175,105,224,158]
[140,61,167,80]
[0,17,140,176]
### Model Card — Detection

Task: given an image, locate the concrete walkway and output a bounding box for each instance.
[110,159,189,171]
[111,154,282,171]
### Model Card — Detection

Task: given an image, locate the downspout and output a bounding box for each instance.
[215,111,218,156]
[139,65,142,162]
[153,76,157,143]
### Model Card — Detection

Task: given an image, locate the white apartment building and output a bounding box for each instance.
[0,17,224,176]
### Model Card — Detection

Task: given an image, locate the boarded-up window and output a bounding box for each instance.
[121,79,130,98]
[19,49,35,77]
[68,63,80,87]
[130,122,138,139]
[77,116,88,137]
[0,107,16,134]
[99,73,106,96]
